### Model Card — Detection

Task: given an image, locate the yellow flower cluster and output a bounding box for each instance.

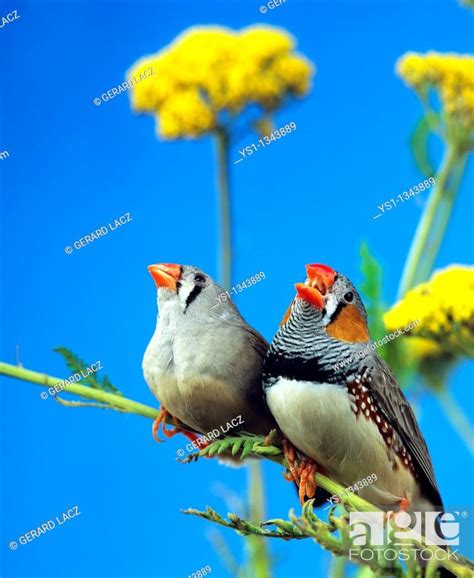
[384,265,474,357]
[128,26,313,139]
[397,52,474,133]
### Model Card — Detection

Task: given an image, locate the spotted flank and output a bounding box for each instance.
[346,372,416,479]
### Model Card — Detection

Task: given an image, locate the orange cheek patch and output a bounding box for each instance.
[326,304,370,342]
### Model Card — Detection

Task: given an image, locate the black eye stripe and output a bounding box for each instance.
[329,301,344,323]
[184,284,203,311]
[327,293,355,324]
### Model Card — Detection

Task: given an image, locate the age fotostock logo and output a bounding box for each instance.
[349,510,464,548]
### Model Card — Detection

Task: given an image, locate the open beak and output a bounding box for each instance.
[295,263,336,309]
[148,263,182,292]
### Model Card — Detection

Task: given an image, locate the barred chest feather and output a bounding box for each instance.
[265,377,424,511]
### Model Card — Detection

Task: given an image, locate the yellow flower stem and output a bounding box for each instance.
[214,128,271,578]
[435,388,474,455]
[215,127,232,290]
[397,140,466,298]
[421,153,467,281]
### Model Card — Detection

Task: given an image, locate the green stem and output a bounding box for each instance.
[436,389,474,455]
[207,530,242,578]
[0,362,158,419]
[215,127,232,290]
[420,153,467,279]
[397,141,464,298]
[246,461,271,578]
[186,436,474,577]
[1,362,275,576]
[329,556,346,578]
[215,128,267,578]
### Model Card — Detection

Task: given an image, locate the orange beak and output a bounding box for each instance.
[148,263,182,292]
[295,263,336,309]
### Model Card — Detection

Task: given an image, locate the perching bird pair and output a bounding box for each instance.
[142,262,445,518]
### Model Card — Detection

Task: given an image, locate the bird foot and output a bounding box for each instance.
[152,407,182,442]
[297,460,318,504]
[282,438,298,481]
[385,497,411,523]
[282,439,318,504]
[152,407,170,442]
[282,470,294,481]
[399,497,411,512]
[152,407,199,444]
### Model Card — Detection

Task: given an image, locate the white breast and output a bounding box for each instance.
[266,377,419,510]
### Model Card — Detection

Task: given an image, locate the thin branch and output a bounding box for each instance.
[182,437,474,578]
[397,141,467,297]
[2,361,473,577]
[53,396,118,411]
[0,362,158,419]
[215,127,233,290]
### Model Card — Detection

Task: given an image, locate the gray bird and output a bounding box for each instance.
[143,263,275,443]
[263,263,445,516]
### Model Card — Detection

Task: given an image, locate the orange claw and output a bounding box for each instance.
[181,429,201,445]
[298,461,318,504]
[282,438,319,504]
[282,439,298,482]
[399,497,411,512]
[152,407,175,442]
[385,497,411,525]
[152,408,165,442]
[282,470,294,481]
[152,407,200,444]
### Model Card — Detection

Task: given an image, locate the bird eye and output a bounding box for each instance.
[194,274,206,284]
[344,291,354,303]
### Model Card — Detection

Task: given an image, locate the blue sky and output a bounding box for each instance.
[1,1,473,577]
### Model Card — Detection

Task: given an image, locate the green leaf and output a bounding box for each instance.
[359,246,415,384]
[54,347,123,396]
[359,243,385,342]
[241,439,256,459]
[231,437,245,456]
[217,437,237,454]
[54,346,86,376]
[410,115,437,178]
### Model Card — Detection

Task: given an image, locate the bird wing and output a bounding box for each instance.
[242,324,269,360]
[360,355,443,508]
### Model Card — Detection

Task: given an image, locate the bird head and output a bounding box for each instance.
[282,264,370,343]
[147,263,235,319]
